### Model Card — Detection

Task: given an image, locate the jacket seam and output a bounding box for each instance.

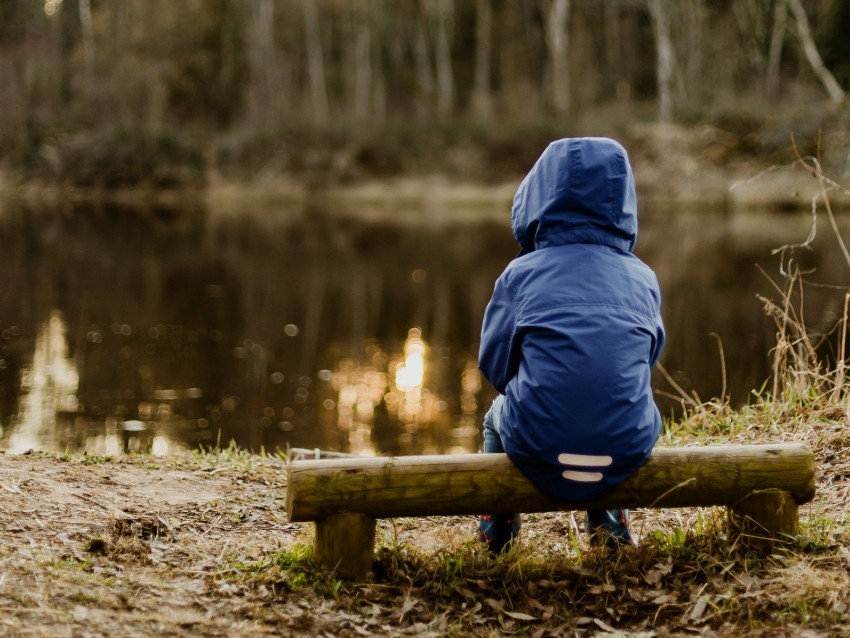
[502,272,519,388]
[517,300,660,324]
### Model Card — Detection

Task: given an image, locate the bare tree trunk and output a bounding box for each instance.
[78,0,95,77]
[684,0,704,104]
[786,0,845,104]
[413,17,435,119]
[247,0,276,128]
[472,0,493,118]
[766,0,787,97]
[732,0,766,80]
[302,0,330,124]
[429,0,455,118]
[647,0,674,123]
[542,0,571,115]
[349,2,372,121]
[371,17,387,125]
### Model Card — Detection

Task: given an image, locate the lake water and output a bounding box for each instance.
[0,196,846,456]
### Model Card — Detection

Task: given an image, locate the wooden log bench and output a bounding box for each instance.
[287,443,816,579]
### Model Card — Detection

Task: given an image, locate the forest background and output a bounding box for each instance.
[1,0,849,195]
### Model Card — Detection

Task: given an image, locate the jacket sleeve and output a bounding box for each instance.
[478,271,520,393]
[649,281,666,367]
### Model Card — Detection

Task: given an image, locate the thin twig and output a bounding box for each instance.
[791,138,850,272]
[655,362,699,408]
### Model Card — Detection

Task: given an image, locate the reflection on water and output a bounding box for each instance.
[0,202,511,455]
[0,200,847,455]
[331,328,473,456]
[6,311,79,453]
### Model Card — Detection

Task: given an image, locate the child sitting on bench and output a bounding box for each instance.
[477,137,666,552]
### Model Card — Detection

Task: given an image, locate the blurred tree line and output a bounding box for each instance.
[0,0,847,187]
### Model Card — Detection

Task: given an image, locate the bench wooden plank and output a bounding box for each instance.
[286,443,816,578]
[288,444,815,521]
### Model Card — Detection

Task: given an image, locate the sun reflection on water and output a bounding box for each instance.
[330,328,482,456]
[394,328,427,422]
[2,313,486,457]
[7,311,79,453]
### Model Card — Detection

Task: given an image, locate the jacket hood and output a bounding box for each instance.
[512,137,638,256]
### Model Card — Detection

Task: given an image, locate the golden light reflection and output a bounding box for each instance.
[8,310,79,453]
[333,353,389,456]
[393,328,427,424]
[331,327,483,455]
[395,329,425,390]
[44,0,63,17]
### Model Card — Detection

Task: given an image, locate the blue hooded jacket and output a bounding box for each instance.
[478,137,665,501]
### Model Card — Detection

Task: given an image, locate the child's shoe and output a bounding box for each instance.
[478,513,521,554]
[586,509,636,548]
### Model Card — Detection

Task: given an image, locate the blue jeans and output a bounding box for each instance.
[481,395,508,457]
[478,396,521,552]
[479,395,633,551]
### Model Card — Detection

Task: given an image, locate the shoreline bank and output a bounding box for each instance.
[0,161,839,223]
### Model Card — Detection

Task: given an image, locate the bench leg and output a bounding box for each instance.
[314,512,376,579]
[728,489,798,548]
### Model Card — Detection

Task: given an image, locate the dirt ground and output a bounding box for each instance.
[1,434,848,638]
[0,450,299,637]
[0,449,484,637]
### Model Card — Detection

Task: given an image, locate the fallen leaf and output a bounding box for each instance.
[497,617,517,632]
[485,598,504,613]
[651,593,675,605]
[527,599,554,619]
[689,596,709,621]
[504,611,538,622]
[645,559,674,586]
[455,586,476,599]
[389,596,417,621]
